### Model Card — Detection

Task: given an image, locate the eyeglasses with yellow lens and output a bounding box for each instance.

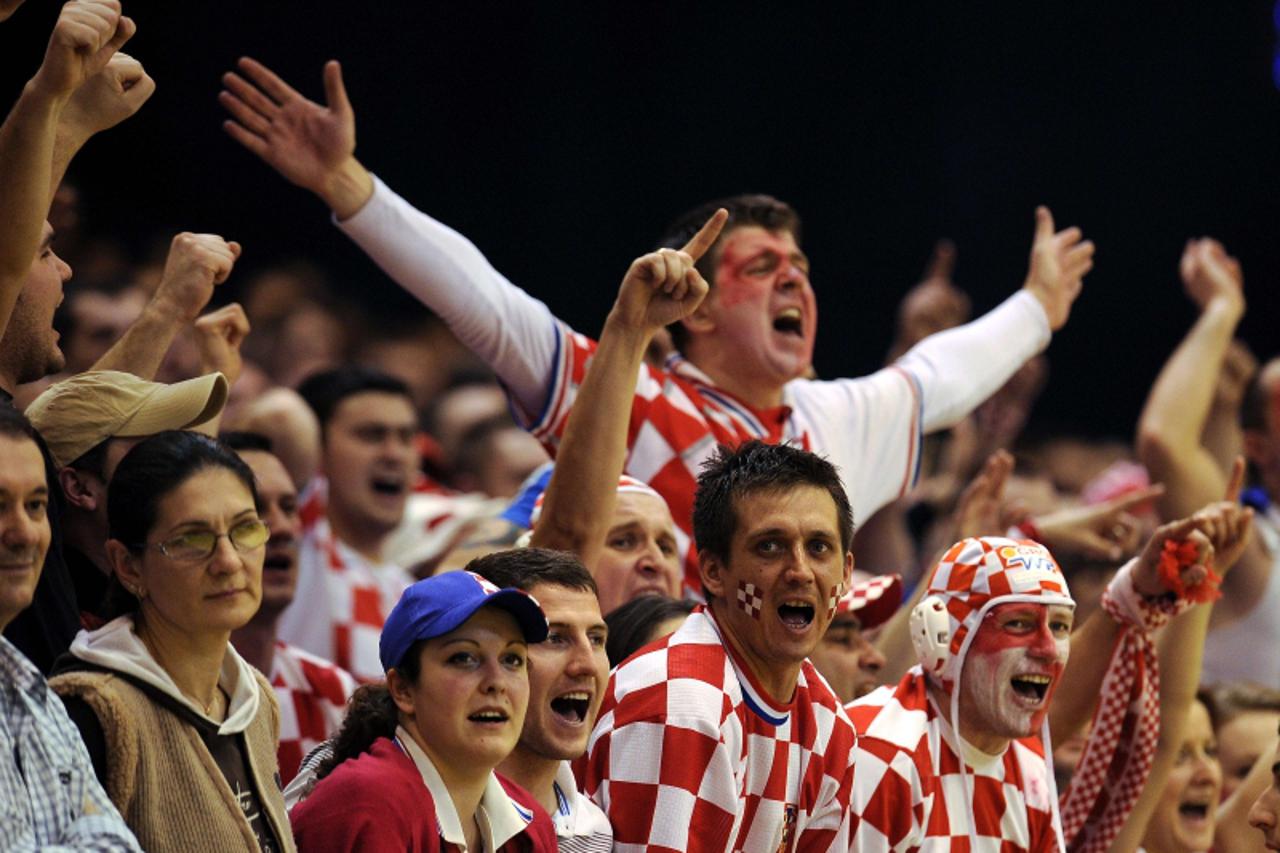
[146,519,271,562]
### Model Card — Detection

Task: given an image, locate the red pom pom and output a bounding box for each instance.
[1157,539,1221,603]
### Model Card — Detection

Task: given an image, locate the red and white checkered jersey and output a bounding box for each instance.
[270,641,358,785]
[581,606,855,852]
[276,516,413,683]
[846,670,1059,852]
[529,334,924,593]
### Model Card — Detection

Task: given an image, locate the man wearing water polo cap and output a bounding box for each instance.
[848,502,1251,852]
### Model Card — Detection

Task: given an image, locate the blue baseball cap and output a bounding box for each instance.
[379,571,549,672]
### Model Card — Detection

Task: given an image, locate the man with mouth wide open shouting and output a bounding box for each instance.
[847,508,1247,853]
[218,56,1095,597]
[581,440,858,852]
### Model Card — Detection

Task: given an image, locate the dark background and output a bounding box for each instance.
[4,2,1278,439]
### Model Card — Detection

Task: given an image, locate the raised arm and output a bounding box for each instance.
[531,211,726,566]
[92,233,240,378]
[1136,239,1270,619]
[0,0,134,340]
[220,57,561,418]
[1105,464,1253,853]
[897,206,1094,432]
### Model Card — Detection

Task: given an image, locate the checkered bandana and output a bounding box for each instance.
[835,574,903,631]
[529,474,666,525]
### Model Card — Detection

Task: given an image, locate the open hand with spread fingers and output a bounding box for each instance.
[220,58,371,218]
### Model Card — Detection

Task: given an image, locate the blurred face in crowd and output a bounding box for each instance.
[808,610,886,703]
[1249,734,1280,849]
[957,602,1073,754]
[1244,359,1280,497]
[323,391,418,547]
[696,226,816,390]
[702,485,852,698]
[596,490,682,615]
[1218,709,1280,802]
[61,288,145,374]
[391,607,529,773]
[0,223,71,389]
[0,435,51,630]
[432,384,507,461]
[238,449,301,614]
[516,583,608,762]
[472,427,547,499]
[115,467,265,638]
[1144,701,1221,853]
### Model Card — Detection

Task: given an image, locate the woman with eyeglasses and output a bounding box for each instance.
[50,431,295,853]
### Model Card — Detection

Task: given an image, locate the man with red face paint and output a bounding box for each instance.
[847,516,1246,853]
[219,58,1095,596]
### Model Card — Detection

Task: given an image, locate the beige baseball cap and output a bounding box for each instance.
[25,370,229,468]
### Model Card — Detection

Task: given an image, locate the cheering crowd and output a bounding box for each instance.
[4,2,1280,851]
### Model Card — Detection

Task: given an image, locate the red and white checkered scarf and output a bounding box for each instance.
[1057,558,1189,852]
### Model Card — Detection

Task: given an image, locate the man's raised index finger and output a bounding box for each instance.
[681,208,729,263]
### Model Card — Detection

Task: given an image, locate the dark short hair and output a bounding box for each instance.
[655,194,802,351]
[692,441,854,569]
[467,547,598,597]
[0,403,42,446]
[604,595,695,667]
[296,365,412,434]
[220,430,274,455]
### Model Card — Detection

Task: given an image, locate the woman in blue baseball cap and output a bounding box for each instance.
[290,565,557,852]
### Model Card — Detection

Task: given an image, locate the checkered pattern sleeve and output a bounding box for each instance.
[272,643,358,785]
[582,658,741,852]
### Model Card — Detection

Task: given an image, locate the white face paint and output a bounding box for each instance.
[957,602,1073,752]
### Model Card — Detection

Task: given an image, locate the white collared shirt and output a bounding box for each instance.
[550,762,612,851]
[395,726,534,852]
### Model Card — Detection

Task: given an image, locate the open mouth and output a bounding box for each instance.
[370,475,406,497]
[1010,674,1051,702]
[549,691,591,725]
[263,552,294,572]
[1178,801,1212,823]
[468,709,509,724]
[778,600,815,630]
[772,308,804,337]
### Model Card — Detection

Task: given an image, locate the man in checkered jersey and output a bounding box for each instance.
[581,441,858,851]
[846,522,1237,852]
[218,56,1096,594]
[225,432,358,785]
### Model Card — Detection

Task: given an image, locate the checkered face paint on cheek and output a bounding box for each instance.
[826,583,843,621]
[736,580,764,620]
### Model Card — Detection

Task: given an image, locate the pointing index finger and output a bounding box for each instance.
[681,208,728,263]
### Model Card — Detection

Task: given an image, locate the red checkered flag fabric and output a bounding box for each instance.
[1057,559,1190,852]
[848,670,1060,850]
[581,607,856,851]
[270,642,358,784]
